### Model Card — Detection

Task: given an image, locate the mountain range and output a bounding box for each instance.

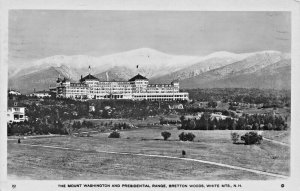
[8,48,291,93]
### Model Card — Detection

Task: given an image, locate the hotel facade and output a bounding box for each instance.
[53,73,189,101]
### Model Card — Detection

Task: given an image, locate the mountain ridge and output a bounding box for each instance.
[8,48,291,93]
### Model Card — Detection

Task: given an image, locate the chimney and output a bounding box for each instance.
[34,88,36,93]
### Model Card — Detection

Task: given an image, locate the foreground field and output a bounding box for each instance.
[7,128,290,180]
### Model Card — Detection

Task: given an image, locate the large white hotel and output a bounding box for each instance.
[53,72,189,101]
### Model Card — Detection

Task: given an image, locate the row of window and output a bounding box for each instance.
[7,108,22,112]
[134,81,148,84]
[91,88,132,91]
[90,91,132,94]
[147,91,178,93]
[66,91,85,94]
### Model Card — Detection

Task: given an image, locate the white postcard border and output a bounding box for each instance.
[1,0,300,190]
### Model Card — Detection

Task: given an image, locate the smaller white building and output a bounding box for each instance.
[30,90,51,98]
[89,105,95,112]
[169,104,184,110]
[7,101,27,123]
[210,113,230,120]
[8,90,21,95]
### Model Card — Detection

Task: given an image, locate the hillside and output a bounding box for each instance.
[8,66,76,93]
[151,51,253,83]
[180,58,291,89]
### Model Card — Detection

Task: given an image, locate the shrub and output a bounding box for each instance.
[108,131,120,138]
[179,132,196,142]
[186,133,196,141]
[179,132,187,141]
[161,131,171,140]
[82,120,94,128]
[230,132,240,144]
[241,131,262,145]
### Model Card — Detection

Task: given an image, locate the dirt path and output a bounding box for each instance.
[263,137,289,146]
[14,143,288,179]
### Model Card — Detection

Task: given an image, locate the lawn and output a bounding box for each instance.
[7,128,290,180]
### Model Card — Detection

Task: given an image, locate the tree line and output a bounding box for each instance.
[7,120,67,136]
[179,113,288,131]
[186,88,290,107]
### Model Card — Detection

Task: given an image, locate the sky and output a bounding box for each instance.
[9,10,291,66]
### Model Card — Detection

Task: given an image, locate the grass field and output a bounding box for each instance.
[7,128,290,180]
